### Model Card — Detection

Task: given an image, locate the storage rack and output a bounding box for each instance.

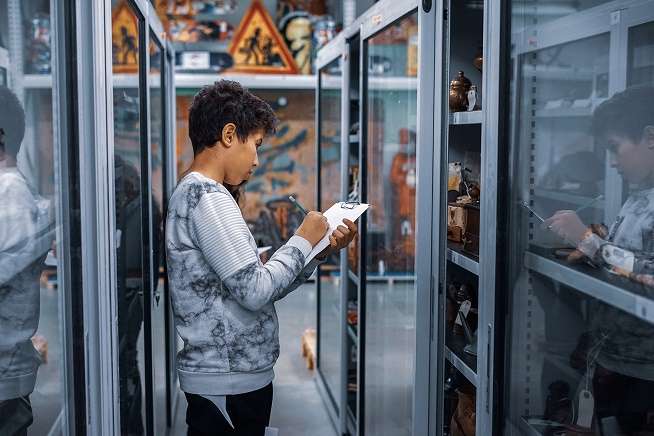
[506,1,654,434]
[432,0,501,434]
[315,1,436,435]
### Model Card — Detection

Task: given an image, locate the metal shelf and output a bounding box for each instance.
[447,243,480,275]
[533,188,604,208]
[444,345,478,387]
[175,73,317,89]
[449,110,482,125]
[519,416,567,436]
[524,251,654,325]
[23,74,52,89]
[535,107,593,118]
[367,76,418,91]
[347,325,358,345]
[365,274,416,283]
[520,64,596,80]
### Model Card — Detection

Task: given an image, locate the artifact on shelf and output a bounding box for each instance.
[112,2,140,73]
[279,11,313,74]
[312,16,337,67]
[347,301,358,326]
[368,55,392,75]
[27,13,51,74]
[462,203,480,256]
[446,283,459,329]
[169,18,233,43]
[449,71,472,112]
[451,384,476,436]
[228,0,299,74]
[275,0,327,22]
[544,380,572,425]
[406,22,419,77]
[466,85,479,112]
[473,46,483,72]
[448,205,465,243]
[452,284,473,336]
[448,162,463,202]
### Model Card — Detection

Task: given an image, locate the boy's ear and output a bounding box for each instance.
[222,123,237,147]
[644,125,654,150]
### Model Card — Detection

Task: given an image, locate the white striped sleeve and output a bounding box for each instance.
[190,191,313,311]
[190,191,258,278]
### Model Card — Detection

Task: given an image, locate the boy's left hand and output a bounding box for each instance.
[316,219,358,260]
[543,210,587,246]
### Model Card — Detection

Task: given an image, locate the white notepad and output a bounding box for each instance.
[305,202,370,265]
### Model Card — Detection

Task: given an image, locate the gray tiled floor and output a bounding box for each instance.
[172,283,336,436]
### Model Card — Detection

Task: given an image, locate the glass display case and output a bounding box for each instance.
[503,1,654,435]
[431,0,505,434]
[111,1,175,434]
[315,1,435,435]
[362,10,419,436]
[434,1,487,435]
[317,53,343,416]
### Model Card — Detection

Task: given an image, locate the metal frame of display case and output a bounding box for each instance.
[67,0,177,433]
[429,0,505,434]
[316,1,436,434]
[315,31,347,435]
[503,2,654,434]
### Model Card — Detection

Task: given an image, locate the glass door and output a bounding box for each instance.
[502,1,654,435]
[0,0,85,434]
[362,8,419,436]
[111,0,147,433]
[317,55,343,416]
[344,34,362,436]
[435,1,486,435]
[148,26,167,436]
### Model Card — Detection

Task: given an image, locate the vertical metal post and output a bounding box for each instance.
[7,0,24,102]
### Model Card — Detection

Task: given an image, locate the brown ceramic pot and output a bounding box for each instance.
[449,71,472,112]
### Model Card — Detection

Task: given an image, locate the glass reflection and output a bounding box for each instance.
[318,58,342,409]
[0,86,56,435]
[364,11,418,436]
[112,1,145,434]
[0,1,64,433]
[506,1,654,435]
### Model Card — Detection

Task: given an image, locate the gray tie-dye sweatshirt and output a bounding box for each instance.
[166,172,322,395]
[578,187,654,380]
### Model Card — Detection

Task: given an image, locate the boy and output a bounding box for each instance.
[545,85,654,433]
[166,80,356,435]
[0,86,54,435]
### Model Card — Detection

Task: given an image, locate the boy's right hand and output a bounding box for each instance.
[296,211,329,247]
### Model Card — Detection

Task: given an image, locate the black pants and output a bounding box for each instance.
[185,383,273,436]
[0,396,32,436]
[594,369,654,435]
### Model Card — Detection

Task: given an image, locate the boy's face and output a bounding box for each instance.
[223,128,264,185]
[606,127,654,186]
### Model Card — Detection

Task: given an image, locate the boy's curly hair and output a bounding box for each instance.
[188,80,277,155]
[592,85,654,144]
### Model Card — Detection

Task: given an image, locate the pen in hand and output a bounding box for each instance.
[288,195,308,216]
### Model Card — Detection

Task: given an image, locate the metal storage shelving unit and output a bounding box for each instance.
[502,1,654,435]
[429,0,504,434]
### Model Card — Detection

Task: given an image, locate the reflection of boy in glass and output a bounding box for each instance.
[0,86,53,435]
[545,85,654,434]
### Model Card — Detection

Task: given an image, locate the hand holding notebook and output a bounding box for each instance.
[305,202,370,265]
